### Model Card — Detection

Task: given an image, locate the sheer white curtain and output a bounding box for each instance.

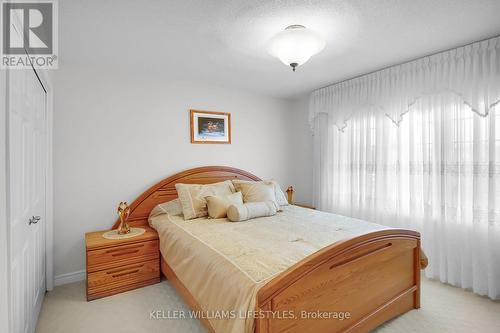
[310,37,500,299]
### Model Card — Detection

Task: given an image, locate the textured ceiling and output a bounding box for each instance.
[60,0,500,99]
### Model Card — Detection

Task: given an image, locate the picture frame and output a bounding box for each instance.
[190,109,231,144]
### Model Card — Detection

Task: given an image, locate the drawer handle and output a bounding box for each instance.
[106,244,144,254]
[111,250,140,257]
[106,264,143,275]
[112,269,140,278]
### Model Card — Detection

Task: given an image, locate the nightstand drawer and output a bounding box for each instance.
[87,259,159,299]
[87,239,159,272]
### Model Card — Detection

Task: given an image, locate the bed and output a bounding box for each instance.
[112,166,422,333]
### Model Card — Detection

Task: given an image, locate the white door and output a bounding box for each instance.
[8,68,47,333]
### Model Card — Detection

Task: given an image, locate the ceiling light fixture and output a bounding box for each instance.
[267,25,325,72]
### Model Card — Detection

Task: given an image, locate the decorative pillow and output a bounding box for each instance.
[148,199,183,228]
[149,198,183,219]
[227,201,278,222]
[232,179,288,206]
[175,180,235,220]
[205,192,243,219]
[232,182,279,209]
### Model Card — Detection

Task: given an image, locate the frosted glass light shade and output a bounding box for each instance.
[267,25,325,71]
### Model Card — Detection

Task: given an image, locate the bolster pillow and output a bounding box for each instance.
[226,201,277,222]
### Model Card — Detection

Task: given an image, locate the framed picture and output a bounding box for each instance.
[190,110,231,144]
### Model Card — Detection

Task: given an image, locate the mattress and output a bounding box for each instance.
[149,205,387,333]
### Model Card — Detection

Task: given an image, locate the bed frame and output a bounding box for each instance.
[112,166,422,333]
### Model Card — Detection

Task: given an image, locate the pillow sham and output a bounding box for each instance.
[232,182,279,209]
[175,180,235,220]
[227,201,278,222]
[205,191,243,219]
[232,179,288,206]
[148,199,183,226]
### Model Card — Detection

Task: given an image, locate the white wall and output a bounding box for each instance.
[53,66,313,280]
[287,95,313,205]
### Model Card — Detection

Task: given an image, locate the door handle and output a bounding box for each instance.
[29,216,41,225]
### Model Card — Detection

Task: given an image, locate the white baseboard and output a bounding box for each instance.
[54,270,86,286]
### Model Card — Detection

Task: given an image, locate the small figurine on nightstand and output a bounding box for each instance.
[117,201,131,234]
[101,202,145,240]
[286,186,294,204]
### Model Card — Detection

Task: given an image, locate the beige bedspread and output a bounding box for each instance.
[149,205,386,333]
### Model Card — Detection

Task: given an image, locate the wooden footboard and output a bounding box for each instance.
[255,229,421,333]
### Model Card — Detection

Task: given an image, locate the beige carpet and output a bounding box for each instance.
[36,277,500,333]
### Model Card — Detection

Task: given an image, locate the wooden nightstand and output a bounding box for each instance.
[85,226,160,301]
[294,203,316,210]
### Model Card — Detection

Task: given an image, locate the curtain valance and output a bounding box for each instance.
[309,36,500,131]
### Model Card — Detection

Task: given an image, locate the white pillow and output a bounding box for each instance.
[232,179,288,206]
[227,201,278,222]
[148,199,183,227]
[231,182,279,210]
[205,192,243,218]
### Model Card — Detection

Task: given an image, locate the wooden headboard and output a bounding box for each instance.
[112,166,261,228]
